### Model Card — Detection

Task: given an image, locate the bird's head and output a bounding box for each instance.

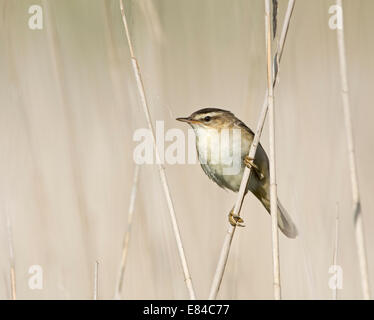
[176,108,236,131]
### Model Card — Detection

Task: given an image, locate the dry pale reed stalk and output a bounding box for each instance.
[335,0,370,300]
[114,165,140,299]
[209,0,295,300]
[7,214,16,300]
[93,260,99,300]
[265,0,281,300]
[119,0,196,299]
[332,203,339,300]
[10,268,16,300]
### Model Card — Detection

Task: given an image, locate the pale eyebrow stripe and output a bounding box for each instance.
[197,112,220,119]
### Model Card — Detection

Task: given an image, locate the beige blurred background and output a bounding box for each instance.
[0,0,373,299]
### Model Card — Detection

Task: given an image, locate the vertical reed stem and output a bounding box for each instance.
[7,214,16,300]
[335,0,370,300]
[332,203,339,300]
[265,0,281,300]
[94,260,99,300]
[10,268,16,300]
[208,0,295,300]
[119,0,196,299]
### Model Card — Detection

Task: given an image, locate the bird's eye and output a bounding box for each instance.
[204,116,211,122]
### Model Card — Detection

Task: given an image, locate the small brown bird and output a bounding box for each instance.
[177,108,297,238]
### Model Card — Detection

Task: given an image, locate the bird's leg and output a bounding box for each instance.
[244,156,264,180]
[228,209,245,227]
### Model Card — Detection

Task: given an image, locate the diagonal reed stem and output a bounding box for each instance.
[119,0,196,299]
[114,164,140,299]
[335,0,370,300]
[208,0,295,300]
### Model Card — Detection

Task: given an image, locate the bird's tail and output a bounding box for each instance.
[261,197,298,238]
[277,200,298,238]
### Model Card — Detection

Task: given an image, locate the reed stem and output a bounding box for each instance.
[7,214,16,300]
[332,203,339,300]
[114,165,140,299]
[265,0,281,300]
[119,0,196,299]
[335,0,370,300]
[93,260,99,300]
[208,0,295,300]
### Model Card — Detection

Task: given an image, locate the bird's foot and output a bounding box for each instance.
[228,210,245,227]
[244,156,264,180]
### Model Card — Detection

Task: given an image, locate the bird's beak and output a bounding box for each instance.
[176,117,190,122]
[176,117,199,124]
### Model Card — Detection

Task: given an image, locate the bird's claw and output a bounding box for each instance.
[244,156,264,180]
[228,210,245,227]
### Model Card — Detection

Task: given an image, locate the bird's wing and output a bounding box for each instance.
[234,118,269,180]
[234,118,255,137]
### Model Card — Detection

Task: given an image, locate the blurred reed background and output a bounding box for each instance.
[0,0,373,299]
